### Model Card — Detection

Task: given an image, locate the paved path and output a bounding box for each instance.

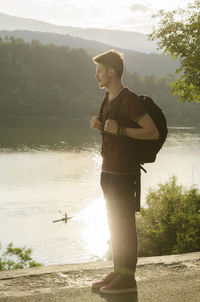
[0,252,200,302]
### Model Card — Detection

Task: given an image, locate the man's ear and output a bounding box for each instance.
[108,68,116,76]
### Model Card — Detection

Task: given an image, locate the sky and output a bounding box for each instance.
[0,0,189,33]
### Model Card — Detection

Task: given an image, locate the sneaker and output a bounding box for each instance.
[99,274,137,295]
[92,272,118,290]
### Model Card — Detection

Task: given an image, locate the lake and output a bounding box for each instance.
[0,119,200,266]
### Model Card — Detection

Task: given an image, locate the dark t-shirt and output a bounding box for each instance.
[100,87,146,173]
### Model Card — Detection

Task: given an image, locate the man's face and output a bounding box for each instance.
[95,63,111,89]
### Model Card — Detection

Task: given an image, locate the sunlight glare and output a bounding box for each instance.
[92,152,102,170]
[80,197,110,260]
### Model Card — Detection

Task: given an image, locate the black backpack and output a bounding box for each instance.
[99,92,168,166]
[134,95,168,164]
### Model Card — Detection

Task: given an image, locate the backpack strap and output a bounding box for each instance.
[108,88,129,120]
[140,165,147,173]
[99,88,129,122]
[98,93,108,134]
[98,92,108,123]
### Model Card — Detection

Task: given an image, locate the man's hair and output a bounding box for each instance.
[93,50,124,79]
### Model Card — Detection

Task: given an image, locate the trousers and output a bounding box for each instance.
[100,171,138,275]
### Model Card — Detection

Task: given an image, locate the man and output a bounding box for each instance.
[90,50,159,295]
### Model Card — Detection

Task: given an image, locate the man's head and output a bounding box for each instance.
[93,50,124,88]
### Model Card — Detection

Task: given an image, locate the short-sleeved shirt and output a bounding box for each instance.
[100,87,146,174]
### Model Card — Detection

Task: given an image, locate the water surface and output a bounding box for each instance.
[0,120,199,265]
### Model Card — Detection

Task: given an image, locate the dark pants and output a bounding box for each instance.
[100,171,138,275]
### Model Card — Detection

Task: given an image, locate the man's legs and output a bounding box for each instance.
[92,171,138,293]
[100,171,138,276]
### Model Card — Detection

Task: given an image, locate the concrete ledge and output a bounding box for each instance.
[0,252,200,302]
[0,251,199,280]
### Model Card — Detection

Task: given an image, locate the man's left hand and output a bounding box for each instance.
[104,119,118,135]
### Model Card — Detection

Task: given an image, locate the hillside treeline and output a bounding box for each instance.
[0,30,178,76]
[0,38,102,119]
[0,38,199,125]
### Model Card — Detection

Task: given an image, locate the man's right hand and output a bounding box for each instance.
[90,116,102,130]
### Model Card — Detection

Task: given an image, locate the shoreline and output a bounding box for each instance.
[0,251,199,301]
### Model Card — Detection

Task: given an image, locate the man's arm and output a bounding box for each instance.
[104,114,159,140]
[126,113,159,140]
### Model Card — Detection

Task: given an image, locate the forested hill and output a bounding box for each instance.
[0,30,178,76]
[0,38,199,125]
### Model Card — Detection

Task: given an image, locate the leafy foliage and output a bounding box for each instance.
[0,243,42,271]
[137,176,200,256]
[149,0,200,102]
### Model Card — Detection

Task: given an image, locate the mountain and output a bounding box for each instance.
[0,12,157,54]
[0,29,178,76]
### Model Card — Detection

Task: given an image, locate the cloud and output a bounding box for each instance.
[130,4,151,13]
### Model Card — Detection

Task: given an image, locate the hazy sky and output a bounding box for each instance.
[0,0,189,33]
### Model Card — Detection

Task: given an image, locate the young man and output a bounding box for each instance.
[90,50,159,295]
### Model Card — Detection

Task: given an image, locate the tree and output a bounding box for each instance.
[149,0,200,103]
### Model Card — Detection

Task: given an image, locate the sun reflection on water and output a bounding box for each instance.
[80,197,110,260]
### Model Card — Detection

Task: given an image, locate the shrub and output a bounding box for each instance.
[137,176,200,256]
[0,243,42,271]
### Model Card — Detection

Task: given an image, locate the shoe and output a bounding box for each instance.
[100,274,137,295]
[92,272,118,290]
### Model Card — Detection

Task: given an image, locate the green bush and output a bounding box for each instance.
[137,176,200,256]
[0,243,42,271]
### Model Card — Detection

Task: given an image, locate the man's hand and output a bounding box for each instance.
[104,119,118,135]
[90,116,102,130]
